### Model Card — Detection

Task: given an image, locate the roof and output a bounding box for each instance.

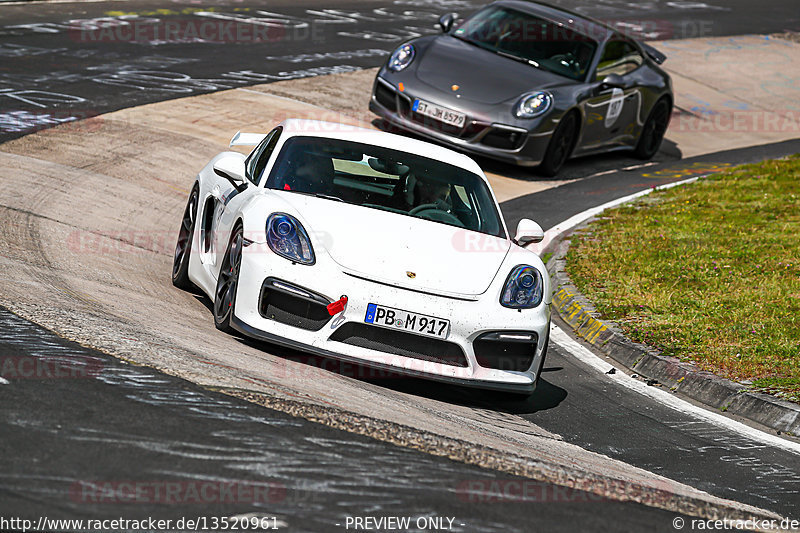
[278,119,486,179]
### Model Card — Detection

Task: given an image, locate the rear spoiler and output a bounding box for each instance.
[642,43,667,65]
[229,131,267,147]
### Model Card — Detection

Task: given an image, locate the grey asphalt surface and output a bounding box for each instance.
[0,308,694,532]
[2,0,800,530]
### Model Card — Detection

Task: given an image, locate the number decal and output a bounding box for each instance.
[605,87,625,128]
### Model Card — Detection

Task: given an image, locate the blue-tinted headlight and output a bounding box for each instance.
[500,265,543,309]
[388,44,415,72]
[266,213,315,265]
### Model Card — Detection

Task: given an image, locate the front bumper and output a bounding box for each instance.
[369,75,554,168]
[232,245,550,394]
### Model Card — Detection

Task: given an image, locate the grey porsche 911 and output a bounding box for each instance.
[369,0,673,176]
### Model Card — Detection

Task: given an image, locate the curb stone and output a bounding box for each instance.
[543,220,800,437]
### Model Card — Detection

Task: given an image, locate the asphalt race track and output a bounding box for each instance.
[1,0,800,145]
[1,0,800,531]
[0,308,700,532]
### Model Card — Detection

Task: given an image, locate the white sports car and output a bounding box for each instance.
[172,119,551,395]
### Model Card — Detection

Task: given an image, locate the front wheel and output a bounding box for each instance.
[538,112,578,177]
[213,224,244,333]
[634,98,671,159]
[172,185,199,291]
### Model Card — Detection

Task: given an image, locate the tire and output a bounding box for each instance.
[172,185,199,291]
[634,98,671,160]
[213,224,244,333]
[538,112,578,177]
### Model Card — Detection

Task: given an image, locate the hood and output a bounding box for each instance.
[415,36,570,105]
[277,193,511,298]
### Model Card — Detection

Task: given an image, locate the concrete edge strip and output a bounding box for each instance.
[540,176,800,441]
[218,388,781,524]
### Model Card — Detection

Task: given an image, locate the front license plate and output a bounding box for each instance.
[364,303,450,340]
[412,98,466,128]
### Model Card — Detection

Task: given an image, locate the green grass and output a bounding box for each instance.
[566,155,800,403]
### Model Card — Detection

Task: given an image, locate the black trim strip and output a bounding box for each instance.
[230,315,535,394]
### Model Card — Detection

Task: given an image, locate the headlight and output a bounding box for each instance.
[388,44,415,72]
[514,92,552,118]
[266,213,315,265]
[500,265,543,309]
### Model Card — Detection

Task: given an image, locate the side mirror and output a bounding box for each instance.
[514,218,544,246]
[213,156,247,192]
[600,73,624,90]
[438,13,457,33]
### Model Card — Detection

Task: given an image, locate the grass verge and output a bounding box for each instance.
[566,155,800,403]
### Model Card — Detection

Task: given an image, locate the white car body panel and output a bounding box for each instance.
[181,119,551,393]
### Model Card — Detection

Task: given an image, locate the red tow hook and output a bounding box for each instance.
[327,295,348,316]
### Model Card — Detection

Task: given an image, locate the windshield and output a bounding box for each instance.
[453,6,597,81]
[265,136,506,238]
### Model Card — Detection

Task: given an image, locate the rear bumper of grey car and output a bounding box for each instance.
[370,76,553,168]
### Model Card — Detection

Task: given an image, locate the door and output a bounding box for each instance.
[579,39,644,151]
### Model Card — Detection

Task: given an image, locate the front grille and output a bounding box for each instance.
[330,322,468,367]
[480,128,526,150]
[259,280,331,332]
[375,82,397,112]
[397,93,412,116]
[473,332,538,372]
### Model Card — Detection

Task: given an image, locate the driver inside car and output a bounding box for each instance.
[414,176,451,210]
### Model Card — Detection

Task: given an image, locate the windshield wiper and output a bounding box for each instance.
[494,49,540,69]
[315,193,343,202]
[452,34,540,69]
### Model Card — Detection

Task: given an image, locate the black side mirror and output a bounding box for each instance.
[600,73,625,90]
[438,13,457,33]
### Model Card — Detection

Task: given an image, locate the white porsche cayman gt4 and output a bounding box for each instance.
[172,119,551,396]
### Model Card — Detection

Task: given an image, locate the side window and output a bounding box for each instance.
[244,127,282,185]
[595,40,643,80]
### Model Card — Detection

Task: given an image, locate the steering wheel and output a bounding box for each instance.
[552,52,580,73]
[409,204,464,226]
[409,203,439,215]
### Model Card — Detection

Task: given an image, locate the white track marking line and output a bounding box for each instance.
[551,326,800,455]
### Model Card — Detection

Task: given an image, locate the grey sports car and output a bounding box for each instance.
[369,0,673,176]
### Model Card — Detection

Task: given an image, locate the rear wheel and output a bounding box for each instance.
[213,224,244,333]
[172,185,199,291]
[538,112,578,177]
[634,98,671,159]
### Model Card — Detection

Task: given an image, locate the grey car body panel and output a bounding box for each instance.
[370,0,673,168]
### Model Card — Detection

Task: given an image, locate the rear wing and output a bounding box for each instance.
[642,43,667,65]
[229,131,267,147]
